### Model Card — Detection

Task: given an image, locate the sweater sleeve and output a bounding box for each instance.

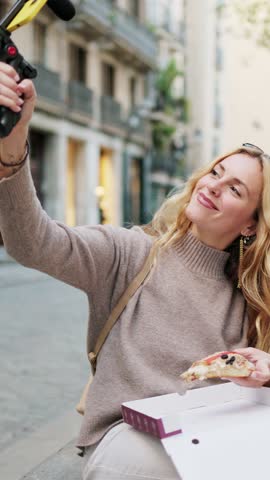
[0,158,126,294]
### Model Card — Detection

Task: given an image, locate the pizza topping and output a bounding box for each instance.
[204,351,237,365]
[221,354,229,359]
[226,356,236,365]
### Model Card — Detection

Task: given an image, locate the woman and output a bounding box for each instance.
[0,62,270,480]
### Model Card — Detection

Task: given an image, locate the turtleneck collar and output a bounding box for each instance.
[174,230,230,279]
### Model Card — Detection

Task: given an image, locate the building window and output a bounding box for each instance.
[214,103,222,128]
[215,47,223,71]
[98,148,115,224]
[29,130,46,207]
[129,0,140,19]
[69,44,87,83]
[33,21,47,65]
[179,20,186,44]
[129,77,137,108]
[102,62,115,97]
[212,137,220,158]
[130,157,143,224]
[143,72,154,100]
[163,5,172,32]
[66,139,80,226]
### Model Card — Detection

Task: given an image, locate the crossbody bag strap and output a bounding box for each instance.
[88,240,158,371]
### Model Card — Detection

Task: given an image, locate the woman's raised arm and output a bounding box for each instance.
[0,63,121,294]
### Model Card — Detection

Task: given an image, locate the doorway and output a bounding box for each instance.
[97,148,115,224]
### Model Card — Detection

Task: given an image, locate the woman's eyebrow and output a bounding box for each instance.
[218,163,250,195]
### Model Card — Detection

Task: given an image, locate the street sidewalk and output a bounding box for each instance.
[0,409,82,480]
[0,246,47,288]
[0,246,14,264]
[0,255,48,288]
[0,258,89,479]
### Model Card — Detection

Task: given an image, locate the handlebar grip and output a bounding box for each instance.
[0,105,21,138]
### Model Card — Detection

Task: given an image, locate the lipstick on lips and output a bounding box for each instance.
[197,192,218,210]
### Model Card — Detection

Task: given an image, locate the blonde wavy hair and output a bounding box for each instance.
[142,146,270,353]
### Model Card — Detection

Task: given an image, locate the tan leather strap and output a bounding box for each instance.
[89,241,158,371]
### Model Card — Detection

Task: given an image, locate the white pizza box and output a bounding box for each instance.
[121,382,270,480]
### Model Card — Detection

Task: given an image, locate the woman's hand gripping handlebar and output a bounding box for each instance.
[0,61,36,175]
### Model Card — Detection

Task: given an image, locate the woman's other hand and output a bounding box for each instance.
[222,347,270,388]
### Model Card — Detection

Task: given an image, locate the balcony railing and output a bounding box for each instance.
[100,95,123,129]
[132,117,147,136]
[67,80,93,116]
[128,114,149,140]
[33,64,62,104]
[151,149,187,178]
[31,63,150,139]
[77,0,112,27]
[75,0,157,68]
[151,151,177,177]
[112,6,157,62]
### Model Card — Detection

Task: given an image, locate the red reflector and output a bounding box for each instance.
[7,46,17,56]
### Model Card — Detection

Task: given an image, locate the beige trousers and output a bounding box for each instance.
[82,422,181,480]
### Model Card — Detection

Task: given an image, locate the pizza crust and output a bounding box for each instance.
[180,351,255,382]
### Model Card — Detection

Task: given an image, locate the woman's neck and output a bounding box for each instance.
[190,224,233,251]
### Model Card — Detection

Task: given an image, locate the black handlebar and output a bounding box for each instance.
[0,26,37,138]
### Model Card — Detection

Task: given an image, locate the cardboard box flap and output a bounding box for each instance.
[122,383,243,418]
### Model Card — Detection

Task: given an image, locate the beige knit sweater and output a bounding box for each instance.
[0,159,249,448]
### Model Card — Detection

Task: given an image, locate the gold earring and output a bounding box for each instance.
[237,236,244,289]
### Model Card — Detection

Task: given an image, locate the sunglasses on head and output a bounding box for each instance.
[242,143,265,155]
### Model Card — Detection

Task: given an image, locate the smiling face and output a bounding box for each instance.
[185,153,263,249]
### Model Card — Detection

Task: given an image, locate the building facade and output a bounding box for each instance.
[2,0,269,253]
[0,0,157,251]
[145,0,187,212]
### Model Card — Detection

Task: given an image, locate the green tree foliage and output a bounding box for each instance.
[153,59,188,152]
[152,122,176,151]
[155,59,183,109]
[233,0,270,48]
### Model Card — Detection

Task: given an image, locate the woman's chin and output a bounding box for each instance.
[186,205,207,224]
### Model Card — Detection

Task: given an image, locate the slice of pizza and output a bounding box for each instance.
[180,351,255,382]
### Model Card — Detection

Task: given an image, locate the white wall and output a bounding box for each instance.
[185,0,217,168]
[221,8,270,154]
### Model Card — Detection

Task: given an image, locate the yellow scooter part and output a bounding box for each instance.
[7,0,48,32]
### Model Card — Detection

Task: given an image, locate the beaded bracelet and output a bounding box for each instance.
[0,139,30,168]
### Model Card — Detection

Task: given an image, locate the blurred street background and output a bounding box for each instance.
[1,0,270,478]
[0,261,89,479]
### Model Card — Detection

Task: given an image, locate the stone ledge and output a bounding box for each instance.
[0,410,82,480]
[20,439,82,480]
[0,246,15,263]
